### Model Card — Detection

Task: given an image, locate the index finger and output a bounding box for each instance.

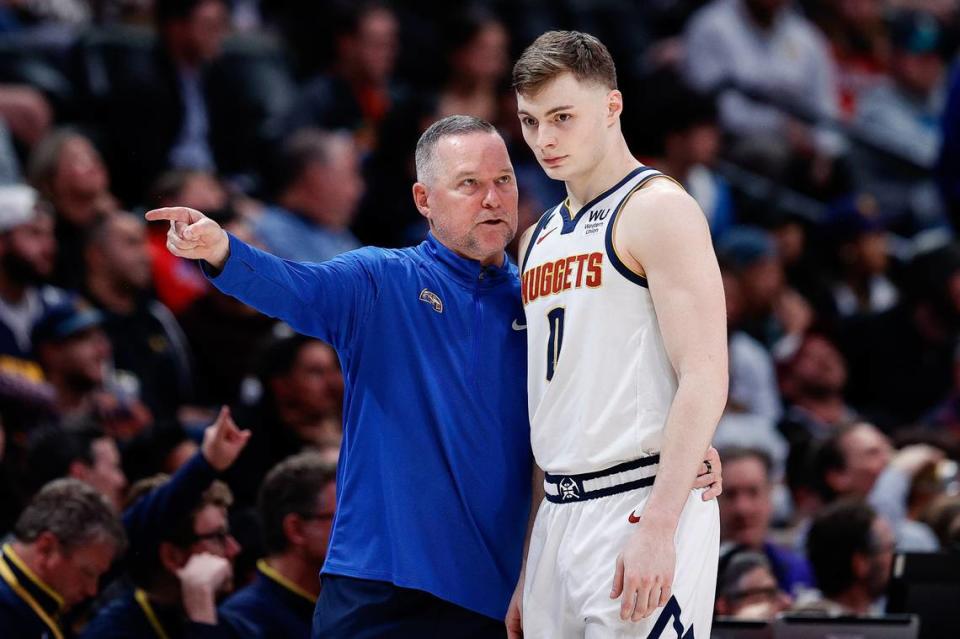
[145,206,202,225]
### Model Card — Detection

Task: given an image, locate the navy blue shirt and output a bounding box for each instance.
[205,233,532,619]
[0,544,66,639]
[220,561,314,638]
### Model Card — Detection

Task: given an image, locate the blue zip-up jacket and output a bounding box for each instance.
[205,233,532,619]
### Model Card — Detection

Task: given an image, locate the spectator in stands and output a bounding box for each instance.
[82,406,252,638]
[723,269,781,422]
[434,9,511,126]
[285,2,400,151]
[0,185,65,375]
[813,422,942,550]
[100,0,231,204]
[683,0,844,186]
[805,0,891,119]
[27,425,127,509]
[715,547,792,620]
[826,194,899,318]
[224,333,342,508]
[840,243,960,428]
[797,499,894,615]
[716,226,813,353]
[718,447,813,594]
[853,10,949,233]
[147,169,229,315]
[83,213,194,419]
[0,479,126,637]
[221,452,336,636]
[255,130,363,263]
[0,85,52,151]
[776,332,857,519]
[651,82,735,238]
[31,296,152,437]
[27,128,119,290]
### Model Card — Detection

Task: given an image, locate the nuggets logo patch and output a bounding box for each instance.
[419,289,443,313]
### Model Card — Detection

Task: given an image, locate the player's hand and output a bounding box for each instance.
[694,446,723,500]
[145,206,230,270]
[176,552,233,624]
[505,570,524,638]
[201,406,251,472]
[610,517,675,622]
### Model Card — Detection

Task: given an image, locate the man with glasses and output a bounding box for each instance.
[222,452,336,637]
[82,407,254,638]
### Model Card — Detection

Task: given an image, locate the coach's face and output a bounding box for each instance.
[413,132,518,267]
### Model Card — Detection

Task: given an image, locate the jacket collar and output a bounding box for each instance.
[421,233,515,287]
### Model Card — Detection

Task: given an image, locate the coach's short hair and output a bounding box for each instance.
[259,452,337,555]
[14,478,126,552]
[414,115,498,184]
[512,30,617,97]
[716,446,774,482]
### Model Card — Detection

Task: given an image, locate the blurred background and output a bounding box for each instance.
[0,0,959,635]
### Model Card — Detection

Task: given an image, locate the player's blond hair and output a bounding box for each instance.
[512,30,617,97]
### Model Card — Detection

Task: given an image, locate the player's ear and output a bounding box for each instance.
[606,89,623,123]
[412,183,431,220]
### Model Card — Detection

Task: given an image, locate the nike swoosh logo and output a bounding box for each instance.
[627,510,641,524]
[536,227,558,244]
[512,320,527,331]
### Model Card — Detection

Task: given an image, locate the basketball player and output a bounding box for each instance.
[507,32,728,638]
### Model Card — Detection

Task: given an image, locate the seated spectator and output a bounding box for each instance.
[221,452,336,637]
[796,499,894,615]
[715,547,792,620]
[648,81,735,238]
[777,332,857,516]
[718,447,814,595]
[813,422,942,550]
[31,296,152,437]
[805,0,891,119]
[826,194,899,318]
[26,425,127,510]
[83,213,194,419]
[434,9,511,127]
[840,243,960,428]
[853,10,949,234]
[27,128,119,290]
[683,0,844,186]
[99,0,231,204]
[716,226,813,354]
[0,185,63,433]
[224,333,343,509]
[0,479,126,637]
[178,216,277,406]
[0,85,52,151]
[283,2,400,151]
[255,130,363,263]
[82,407,252,638]
[147,169,230,315]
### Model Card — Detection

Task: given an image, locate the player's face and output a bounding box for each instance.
[414,132,518,266]
[516,72,616,183]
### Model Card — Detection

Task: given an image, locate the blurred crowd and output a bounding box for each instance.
[0,0,960,634]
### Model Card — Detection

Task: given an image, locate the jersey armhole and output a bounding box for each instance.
[604,174,684,288]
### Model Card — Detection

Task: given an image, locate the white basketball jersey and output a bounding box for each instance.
[521,166,677,475]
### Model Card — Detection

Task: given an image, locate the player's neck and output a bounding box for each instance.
[564,139,640,213]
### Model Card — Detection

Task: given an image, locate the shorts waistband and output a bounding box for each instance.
[543,455,659,504]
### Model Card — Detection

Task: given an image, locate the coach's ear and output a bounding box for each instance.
[412,183,431,221]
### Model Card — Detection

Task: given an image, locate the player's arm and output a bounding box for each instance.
[609,182,728,621]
